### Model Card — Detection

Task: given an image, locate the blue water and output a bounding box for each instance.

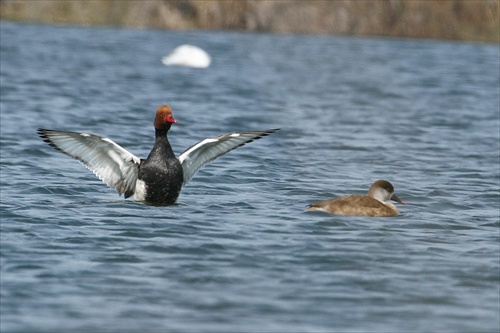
[1,21,499,332]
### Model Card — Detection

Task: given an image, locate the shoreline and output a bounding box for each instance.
[1,0,498,43]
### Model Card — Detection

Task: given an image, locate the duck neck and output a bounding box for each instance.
[155,128,169,139]
[151,128,176,160]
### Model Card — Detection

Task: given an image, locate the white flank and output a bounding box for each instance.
[134,179,147,201]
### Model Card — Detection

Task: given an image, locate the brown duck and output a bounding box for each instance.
[306,180,405,217]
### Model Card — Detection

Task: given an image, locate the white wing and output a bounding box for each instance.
[178,129,279,185]
[38,129,141,198]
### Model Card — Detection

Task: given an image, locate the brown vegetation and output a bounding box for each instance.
[0,0,498,42]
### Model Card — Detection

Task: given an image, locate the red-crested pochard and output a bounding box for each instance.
[38,105,278,206]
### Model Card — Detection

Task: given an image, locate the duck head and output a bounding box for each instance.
[154,105,177,131]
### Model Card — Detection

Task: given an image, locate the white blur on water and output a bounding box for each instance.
[162,44,211,68]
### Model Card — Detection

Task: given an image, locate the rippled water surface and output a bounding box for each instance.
[1,21,499,332]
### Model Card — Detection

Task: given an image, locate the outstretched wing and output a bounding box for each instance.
[178,129,279,185]
[37,129,141,198]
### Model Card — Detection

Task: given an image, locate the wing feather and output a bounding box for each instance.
[37,129,141,198]
[178,129,279,185]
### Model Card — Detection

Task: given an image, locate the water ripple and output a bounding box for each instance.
[1,21,499,333]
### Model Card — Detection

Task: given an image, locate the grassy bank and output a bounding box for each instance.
[1,0,498,42]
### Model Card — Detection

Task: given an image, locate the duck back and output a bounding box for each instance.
[306,195,399,217]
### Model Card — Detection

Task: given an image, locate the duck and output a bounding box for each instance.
[305,180,405,217]
[38,105,278,206]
